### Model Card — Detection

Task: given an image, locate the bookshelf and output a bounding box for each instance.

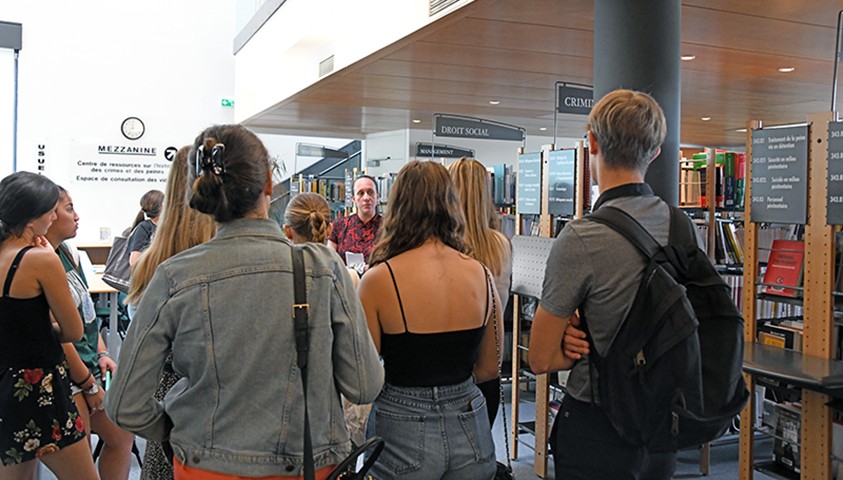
[738,113,840,480]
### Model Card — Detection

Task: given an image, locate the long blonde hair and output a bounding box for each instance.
[127,146,216,304]
[448,157,509,277]
[284,193,332,243]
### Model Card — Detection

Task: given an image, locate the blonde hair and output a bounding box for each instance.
[448,157,510,277]
[284,193,332,243]
[586,89,667,173]
[127,146,216,304]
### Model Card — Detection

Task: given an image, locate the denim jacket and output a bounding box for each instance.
[106,218,384,477]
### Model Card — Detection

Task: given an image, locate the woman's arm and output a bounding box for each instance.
[357,265,383,354]
[473,271,503,383]
[95,334,117,381]
[35,247,84,342]
[330,251,384,404]
[60,341,104,412]
[105,268,173,441]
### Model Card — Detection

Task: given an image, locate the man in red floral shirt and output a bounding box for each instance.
[329,175,382,267]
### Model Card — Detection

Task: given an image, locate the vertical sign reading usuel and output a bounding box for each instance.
[516,152,542,214]
[547,149,576,216]
[749,126,808,224]
[827,121,843,224]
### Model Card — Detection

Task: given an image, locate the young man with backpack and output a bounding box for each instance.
[531,89,748,479]
[530,89,680,479]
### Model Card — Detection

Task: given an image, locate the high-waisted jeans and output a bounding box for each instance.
[366,378,495,480]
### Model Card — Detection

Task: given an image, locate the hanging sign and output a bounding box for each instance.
[415,143,474,158]
[434,114,525,142]
[827,121,843,224]
[749,125,808,224]
[516,152,542,214]
[296,143,348,159]
[547,149,576,216]
[556,84,594,115]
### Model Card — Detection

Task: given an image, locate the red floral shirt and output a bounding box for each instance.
[329,213,382,265]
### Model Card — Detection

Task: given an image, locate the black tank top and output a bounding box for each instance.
[0,247,64,369]
[379,261,488,387]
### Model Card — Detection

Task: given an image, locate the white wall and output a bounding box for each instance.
[2,1,240,243]
[234,0,475,123]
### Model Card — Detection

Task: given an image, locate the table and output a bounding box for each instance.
[76,243,113,266]
[88,272,122,362]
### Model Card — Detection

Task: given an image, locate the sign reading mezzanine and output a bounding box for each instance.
[70,143,170,185]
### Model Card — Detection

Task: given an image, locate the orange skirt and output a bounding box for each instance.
[174,458,335,480]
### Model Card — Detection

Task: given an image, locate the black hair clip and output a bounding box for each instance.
[195,143,227,177]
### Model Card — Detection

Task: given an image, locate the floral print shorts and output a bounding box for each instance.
[0,362,86,465]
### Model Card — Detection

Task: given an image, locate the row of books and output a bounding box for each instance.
[679,151,746,210]
[375,174,396,204]
[297,176,347,204]
[492,163,517,206]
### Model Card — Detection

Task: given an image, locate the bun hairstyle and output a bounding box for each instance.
[284,192,332,243]
[132,189,164,229]
[0,171,61,242]
[188,125,270,223]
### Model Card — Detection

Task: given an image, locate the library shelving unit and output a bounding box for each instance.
[509,142,586,478]
[738,113,843,480]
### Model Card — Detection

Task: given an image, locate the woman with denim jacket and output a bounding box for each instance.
[359,160,503,480]
[106,125,384,480]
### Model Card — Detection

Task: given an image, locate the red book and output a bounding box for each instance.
[762,240,805,298]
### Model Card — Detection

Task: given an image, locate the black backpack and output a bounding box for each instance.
[581,205,749,452]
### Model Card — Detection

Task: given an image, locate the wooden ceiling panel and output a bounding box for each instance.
[429,17,593,57]
[243,0,839,149]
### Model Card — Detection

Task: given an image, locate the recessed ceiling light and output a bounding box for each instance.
[681,55,696,61]
[412,119,421,124]
[778,67,796,73]
[539,127,547,131]
[701,116,711,121]
[488,100,500,105]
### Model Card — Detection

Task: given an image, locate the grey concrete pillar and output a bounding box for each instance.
[594,0,681,205]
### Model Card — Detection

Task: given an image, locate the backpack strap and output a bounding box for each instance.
[586,206,662,259]
[667,205,698,248]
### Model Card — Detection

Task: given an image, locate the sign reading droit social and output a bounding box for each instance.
[434,114,525,142]
[516,152,542,215]
[827,121,843,224]
[547,149,576,216]
[749,126,808,224]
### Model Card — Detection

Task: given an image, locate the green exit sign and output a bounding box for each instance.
[221,99,234,107]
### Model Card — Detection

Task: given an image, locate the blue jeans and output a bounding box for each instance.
[366,378,495,480]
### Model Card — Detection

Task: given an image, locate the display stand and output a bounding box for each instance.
[509,141,586,477]
[738,113,838,479]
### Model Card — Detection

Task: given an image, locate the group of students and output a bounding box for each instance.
[1,88,680,480]
[0,122,514,480]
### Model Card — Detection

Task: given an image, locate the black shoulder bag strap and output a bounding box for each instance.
[292,245,316,480]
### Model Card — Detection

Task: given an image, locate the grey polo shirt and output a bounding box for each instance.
[539,194,671,403]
